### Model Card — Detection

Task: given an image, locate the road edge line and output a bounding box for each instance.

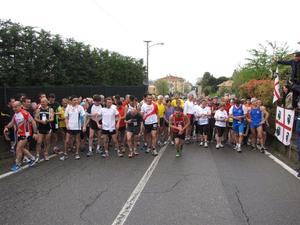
[264,150,300,180]
[0,154,57,180]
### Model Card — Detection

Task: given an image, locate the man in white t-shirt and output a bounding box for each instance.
[194,100,211,147]
[140,94,159,156]
[99,97,121,158]
[183,94,195,142]
[61,96,85,160]
[214,103,228,149]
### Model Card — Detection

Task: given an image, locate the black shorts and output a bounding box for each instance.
[67,130,81,136]
[173,132,186,140]
[127,127,140,135]
[102,130,116,135]
[18,136,33,142]
[89,120,101,131]
[118,126,126,133]
[38,129,51,135]
[215,126,225,137]
[144,123,158,133]
[196,124,208,135]
[159,118,165,127]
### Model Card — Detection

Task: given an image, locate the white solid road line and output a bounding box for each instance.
[264,150,300,180]
[111,144,168,225]
[0,154,57,180]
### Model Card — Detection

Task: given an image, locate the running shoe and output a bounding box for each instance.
[75,154,80,160]
[23,156,30,163]
[28,159,36,167]
[216,144,219,149]
[44,155,49,161]
[133,150,139,156]
[34,155,40,163]
[59,154,68,161]
[117,151,124,157]
[145,148,151,153]
[128,152,133,158]
[204,142,208,148]
[237,147,242,153]
[95,148,102,154]
[152,149,158,156]
[176,151,181,157]
[233,145,238,150]
[171,141,175,145]
[219,144,224,148]
[87,150,93,157]
[11,163,21,172]
[199,141,203,146]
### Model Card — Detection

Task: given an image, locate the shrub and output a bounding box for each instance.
[239,79,273,106]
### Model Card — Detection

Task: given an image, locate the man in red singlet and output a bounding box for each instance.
[169,107,190,157]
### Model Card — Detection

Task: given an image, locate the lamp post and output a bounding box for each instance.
[144,41,164,85]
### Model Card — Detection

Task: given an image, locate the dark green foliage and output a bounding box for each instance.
[197,72,229,96]
[0,20,145,86]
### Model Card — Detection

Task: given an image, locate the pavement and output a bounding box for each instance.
[1,143,300,225]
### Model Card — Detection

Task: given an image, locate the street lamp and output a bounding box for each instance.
[144,40,164,85]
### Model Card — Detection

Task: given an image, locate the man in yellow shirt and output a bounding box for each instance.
[171,95,184,108]
[157,95,166,145]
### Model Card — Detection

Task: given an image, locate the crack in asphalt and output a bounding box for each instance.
[79,188,108,224]
[143,178,183,194]
[235,185,250,225]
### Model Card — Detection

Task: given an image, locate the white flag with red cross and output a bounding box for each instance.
[275,106,294,146]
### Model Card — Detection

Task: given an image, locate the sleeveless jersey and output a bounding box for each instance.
[232,105,244,124]
[38,107,51,131]
[13,109,32,137]
[172,112,185,133]
[250,107,262,126]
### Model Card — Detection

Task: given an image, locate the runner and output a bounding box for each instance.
[34,97,54,161]
[157,95,166,146]
[48,93,60,153]
[140,94,159,156]
[164,99,175,145]
[248,98,265,153]
[194,99,211,148]
[84,95,103,157]
[116,100,127,154]
[169,106,189,157]
[99,97,122,158]
[183,94,195,143]
[60,96,85,160]
[56,98,68,146]
[214,102,228,149]
[4,101,38,171]
[229,99,246,152]
[125,108,143,158]
[257,99,269,151]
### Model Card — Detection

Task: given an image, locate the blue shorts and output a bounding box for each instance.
[250,123,261,129]
[233,122,244,134]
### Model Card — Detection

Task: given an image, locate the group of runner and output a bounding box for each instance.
[2,92,269,172]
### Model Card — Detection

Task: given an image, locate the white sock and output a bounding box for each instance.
[96,145,100,150]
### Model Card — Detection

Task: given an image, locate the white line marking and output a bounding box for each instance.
[0,154,57,180]
[264,150,300,180]
[111,144,168,225]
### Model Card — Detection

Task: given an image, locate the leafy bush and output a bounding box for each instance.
[239,79,273,106]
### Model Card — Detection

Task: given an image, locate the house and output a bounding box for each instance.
[157,75,186,94]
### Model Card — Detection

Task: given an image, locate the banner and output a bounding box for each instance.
[275,106,294,146]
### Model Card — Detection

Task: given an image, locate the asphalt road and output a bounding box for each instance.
[1,143,300,225]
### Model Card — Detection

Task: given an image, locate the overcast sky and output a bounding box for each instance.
[1,0,300,84]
